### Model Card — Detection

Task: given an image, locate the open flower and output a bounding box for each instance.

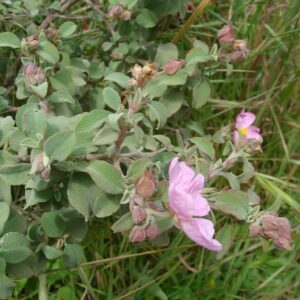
[168,157,222,251]
[234,109,263,147]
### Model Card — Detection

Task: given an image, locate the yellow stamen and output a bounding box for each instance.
[239,128,248,136]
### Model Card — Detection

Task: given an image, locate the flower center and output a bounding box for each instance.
[239,127,248,136]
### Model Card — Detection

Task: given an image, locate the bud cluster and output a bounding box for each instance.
[128,170,160,243]
[107,4,132,21]
[250,211,292,251]
[128,63,157,87]
[217,23,249,62]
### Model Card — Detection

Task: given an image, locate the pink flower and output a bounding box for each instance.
[234,109,263,146]
[168,157,222,251]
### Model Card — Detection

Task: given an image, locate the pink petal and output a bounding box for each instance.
[235,110,256,129]
[168,187,210,217]
[180,218,222,251]
[188,173,205,192]
[169,157,195,187]
[246,126,263,142]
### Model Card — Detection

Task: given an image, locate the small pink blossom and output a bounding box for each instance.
[234,109,263,146]
[168,157,222,251]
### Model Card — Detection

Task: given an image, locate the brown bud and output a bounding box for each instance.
[134,170,156,198]
[26,35,39,49]
[107,4,124,18]
[121,10,132,21]
[218,23,235,43]
[131,206,147,225]
[129,227,146,243]
[24,62,45,86]
[142,64,157,78]
[163,59,185,75]
[31,152,51,180]
[145,221,160,240]
[261,212,292,251]
[45,28,61,42]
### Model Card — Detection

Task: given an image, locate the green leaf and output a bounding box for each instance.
[0,232,31,263]
[37,41,60,64]
[0,257,6,273]
[0,202,9,235]
[161,88,183,117]
[126,158,152,182]
[157,70,187,86]
[93,126,119,145]
[25,189,52,209]
[216,224,235,260]
[86,161,124,194]
[62,244,83,267]
[43,245,62,260]
[212,190,250,220]
[44,130,75,162]
[155,43,178,66]
[136,9,157,28]
[0,32,20,48]
[29,82,48,98]
[59,21,77,38]
[192,81,211,109]
[0,163,30,185]
[147,101,167,129]
[104,72,130,88]
[186,48,212,64]
[0,116,15,147]
[93,193,120,218]
[0,274,15,299]
[48,91,75,105]
[23,107,47,139]
[0,203,10,236]
[190,137,215,160]
[67,172,101,219]
[76,109,109,132]
[111,212,133,233]
[41,211,66,238]
[103,87,121,111]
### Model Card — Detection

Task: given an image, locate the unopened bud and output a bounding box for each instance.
[31,152,51,180]
[218,23,235,43]
[142,64,157,78]
[107,4,124,18]
[24,62,45,86]
[132,206,147,225]
[26,35,39,49]
[145,221,160,240]
[163,59,185,75]
[121,10,131,21]
[249,222,260,237]
[129,226,146,243]
[45,28,61,42]
[134,170,156,198]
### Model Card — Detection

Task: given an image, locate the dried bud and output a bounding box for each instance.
[142,64,157,78]
[24,62,45,86]
[163,59,185,75]
[218,23,235,43]
[107,4,124,18]
[145,221,160,240]
[134,170,156,198]
[45,28,61,42]
[31,152,51,180]
[131,206,147,225]
[26,35,39,49]
[121,10,132,21]
[128,78,138,88]
[129,226,146,243]
[130,64,144,82]
[111,53,125,60]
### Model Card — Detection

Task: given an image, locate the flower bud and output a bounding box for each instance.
[121,10,132,21]
[111,53,125,60]
[129,226,146,243]
[26,35,39,49]
[131,206,147,225]
[218,23,235,43]
[145,221,160,240]
[142,64,157,78]
[163,59,185,75]
[45,28,61,42]
[134,170,156,198]
[31,152,51,180]
[24,62,45,86]
[249,222,260,237]
[107,4,124,18]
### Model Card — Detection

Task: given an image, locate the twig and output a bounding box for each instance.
[172,0,211,44]
[39,0,79,29]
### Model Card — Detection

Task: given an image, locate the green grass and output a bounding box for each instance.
[10,0,300,299]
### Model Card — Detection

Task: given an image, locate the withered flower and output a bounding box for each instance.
[24,62,45,86]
